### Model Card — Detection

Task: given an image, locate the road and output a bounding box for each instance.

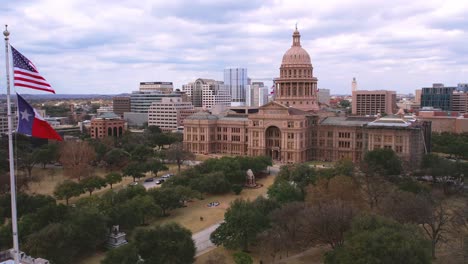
[193,222,222,256]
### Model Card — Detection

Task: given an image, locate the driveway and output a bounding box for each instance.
[193,222,222,256]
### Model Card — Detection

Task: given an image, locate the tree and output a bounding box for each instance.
[276,163,316,194]
[165,142,195,173]
[134,223,195,264]
[211,199,269,251]
[101,243,140,264]
[145,159,168,177]
[305,176,364,208]
[419,200,453,259]
[103,148,130,170]
[339,99,350,108]
[34,143,59,169]
[200,172,232,194]
[325,215,431,264]
[363,148,402,177]
[233,252,253,264]
[104,172,122,189]
[301,200,356,249]
[264,202,306,258]
[59,141,96,181]
[149,187,184,216]
[130,145,153,162]
[54,180,83,205]
[267,180,304,203]
[123,162,146,182]
[333,158,355,177]
[80,176,107,196]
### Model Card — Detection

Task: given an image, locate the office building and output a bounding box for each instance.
[352,90,397,116]
[130,91,183,113]
[182,79,231,109]
[452,91,468,113]
[139,82,173,93]
[421,83,456,111]
[112,96,131,116]
[0,103,17,136]
[224,68,248,106]
[184,28,430,166]
[247,82,269,107]
[147,97,195,131]
[415,89,422,104]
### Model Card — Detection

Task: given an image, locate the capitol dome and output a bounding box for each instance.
[281,28,311,66]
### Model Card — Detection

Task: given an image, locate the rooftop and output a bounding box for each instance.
[320,116,376,126]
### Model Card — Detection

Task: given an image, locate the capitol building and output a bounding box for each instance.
[183,28,431,166]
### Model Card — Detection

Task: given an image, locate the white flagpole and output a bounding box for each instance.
[4,24,20,264]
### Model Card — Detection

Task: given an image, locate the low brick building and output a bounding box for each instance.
[90,113,126,139]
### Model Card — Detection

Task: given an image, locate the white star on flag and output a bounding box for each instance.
[20,108,31,121]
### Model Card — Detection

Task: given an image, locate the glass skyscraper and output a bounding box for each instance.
[224,68,248,106]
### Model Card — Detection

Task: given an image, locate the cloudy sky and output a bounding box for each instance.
[1,0,467,95]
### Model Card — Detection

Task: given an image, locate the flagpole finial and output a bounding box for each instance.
[3,25,9,38]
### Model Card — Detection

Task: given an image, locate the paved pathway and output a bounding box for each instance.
[193,222,222,256]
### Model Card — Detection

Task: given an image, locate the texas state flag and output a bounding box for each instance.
[16,93,62,141]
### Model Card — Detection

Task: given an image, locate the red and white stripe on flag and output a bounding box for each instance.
[13,68,54,93]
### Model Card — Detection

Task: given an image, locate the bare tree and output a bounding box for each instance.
[301,199,356,249]
[356,169,392,210]
[305,175,364,209]
[59,141,96,181]
[420,200,453,259]
[164,142,194,173]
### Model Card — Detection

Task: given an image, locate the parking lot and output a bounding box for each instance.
[140,173,174,190]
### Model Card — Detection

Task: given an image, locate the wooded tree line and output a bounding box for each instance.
[210,149,467,263]
[431,132,468,159]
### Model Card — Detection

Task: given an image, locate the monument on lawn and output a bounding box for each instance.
[245,169,257,188]
[107,225,128,248]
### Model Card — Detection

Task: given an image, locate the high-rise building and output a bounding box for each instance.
[224,68,248,106]
[147,97,195,131]
[318,88,331,105]
[130,91,183,113]
[352,90,397,116]
[457,83,468,92]
[452,91,468,113]
[246,82,269,107]
[273,28,319,111]
[139,82,173,93]
[421,83,456,111]
[414,89,422,104]
[112,96,131,116]
[182,78,231,109]
[0,103,17,135]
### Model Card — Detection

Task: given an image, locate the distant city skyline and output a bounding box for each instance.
[0,0,467,95]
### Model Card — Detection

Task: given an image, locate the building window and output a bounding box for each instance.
[288,121,294,128]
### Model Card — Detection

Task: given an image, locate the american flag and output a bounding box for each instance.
[11,45,55,94]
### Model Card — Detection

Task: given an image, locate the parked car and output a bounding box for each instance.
[155,179,165,185]
[162,174,174,179]
[129,182,139,186]
[144,178,154,182]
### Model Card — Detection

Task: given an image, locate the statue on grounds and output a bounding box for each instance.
[245,169,256,188]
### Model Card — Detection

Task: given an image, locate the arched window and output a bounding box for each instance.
[107,127,112,136]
